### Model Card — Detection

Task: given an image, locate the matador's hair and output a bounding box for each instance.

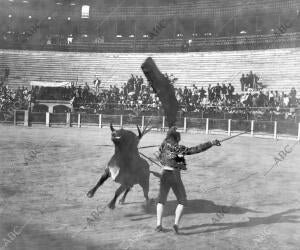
[165,126,181,144]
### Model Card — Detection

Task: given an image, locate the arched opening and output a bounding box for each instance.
[53,105,71,113]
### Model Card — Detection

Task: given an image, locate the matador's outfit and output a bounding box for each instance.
[157,128,220,205]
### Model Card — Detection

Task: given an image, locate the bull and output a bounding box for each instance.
[87,124,154,209]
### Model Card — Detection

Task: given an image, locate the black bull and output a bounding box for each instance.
[87,124,159,209]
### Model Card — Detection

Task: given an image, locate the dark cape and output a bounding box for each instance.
[141,57,179,128]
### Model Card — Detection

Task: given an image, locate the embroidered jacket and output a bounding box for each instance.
[157,140,213,170]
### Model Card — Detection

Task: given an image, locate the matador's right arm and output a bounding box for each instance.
[176,140,221,156]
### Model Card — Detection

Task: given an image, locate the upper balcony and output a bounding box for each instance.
[91,0,300,20]
[1,0,299,21]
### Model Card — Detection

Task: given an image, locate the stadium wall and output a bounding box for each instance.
[0,48,300,95]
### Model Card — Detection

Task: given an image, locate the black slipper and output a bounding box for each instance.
[155,225,163,232]
[173,224,179,234]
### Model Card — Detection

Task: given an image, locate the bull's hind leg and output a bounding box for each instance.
[108,185,127,209]
[87,168,110,198]
[119,187,131,204]
[139,177,150,202]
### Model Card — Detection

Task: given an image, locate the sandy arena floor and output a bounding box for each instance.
[0,125,300,250]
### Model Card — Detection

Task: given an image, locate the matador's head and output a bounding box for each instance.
[165,126,181,144]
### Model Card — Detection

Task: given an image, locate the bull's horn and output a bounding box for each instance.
[137,125,142,138]
[110,123,115,132]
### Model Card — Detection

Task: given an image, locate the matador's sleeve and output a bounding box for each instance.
[176,141,213,156]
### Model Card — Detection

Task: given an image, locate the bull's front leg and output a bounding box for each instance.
[108,185,127,209]
[87,168,110,198]
[119,187,131,204]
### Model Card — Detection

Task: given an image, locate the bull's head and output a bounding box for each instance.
[110,123,139,152]
[110,123,151,150]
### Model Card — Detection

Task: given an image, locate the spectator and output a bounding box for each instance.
[67,35,73,45]
[215,83,221,101]
[253,72,259,90]
[274,91,280,106]
[283,94,290,107]
[240,74,246,91]
[221,83,227,100]
[46,37,51,45]
[280,91,285,106]
[208,84,213,102]
[248,71,255,89]
[256,91,265,107]
[269,91,275,106]
[199,87,206,101]
[227,83,234,100]
[94,78,101,92]
[290,87,297,106]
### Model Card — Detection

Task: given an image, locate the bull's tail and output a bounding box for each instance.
[149,170,161,178]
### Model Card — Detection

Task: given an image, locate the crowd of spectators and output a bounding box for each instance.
[72,74,162,113]
[240,71,263,91]
[27,75,161,113]
[0,73,299,122]
[175,84,298,111]
[0,85,31,119]
[67,73,298,112]
[66,74,299,121]
[173,82,298,121]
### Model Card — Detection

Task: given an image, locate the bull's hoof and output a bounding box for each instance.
[108,202,116,209]
[87,190,95,198]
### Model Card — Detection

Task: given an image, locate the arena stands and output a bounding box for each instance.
[1,48,300,96]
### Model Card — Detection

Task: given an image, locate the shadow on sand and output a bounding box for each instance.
[180,208,300,235]
[125,200,300,236]
[0,216,116,250]
[125,198,258,219]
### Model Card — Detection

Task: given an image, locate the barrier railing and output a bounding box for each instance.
[30,112,46,124]
[277,121,299,136]
[185,117,207,131]
[1,111,299,141]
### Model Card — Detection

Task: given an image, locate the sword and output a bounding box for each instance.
[220,130,250,143]
[139,152,162,168]
[96,144,160,149]
[139,145,160,149]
